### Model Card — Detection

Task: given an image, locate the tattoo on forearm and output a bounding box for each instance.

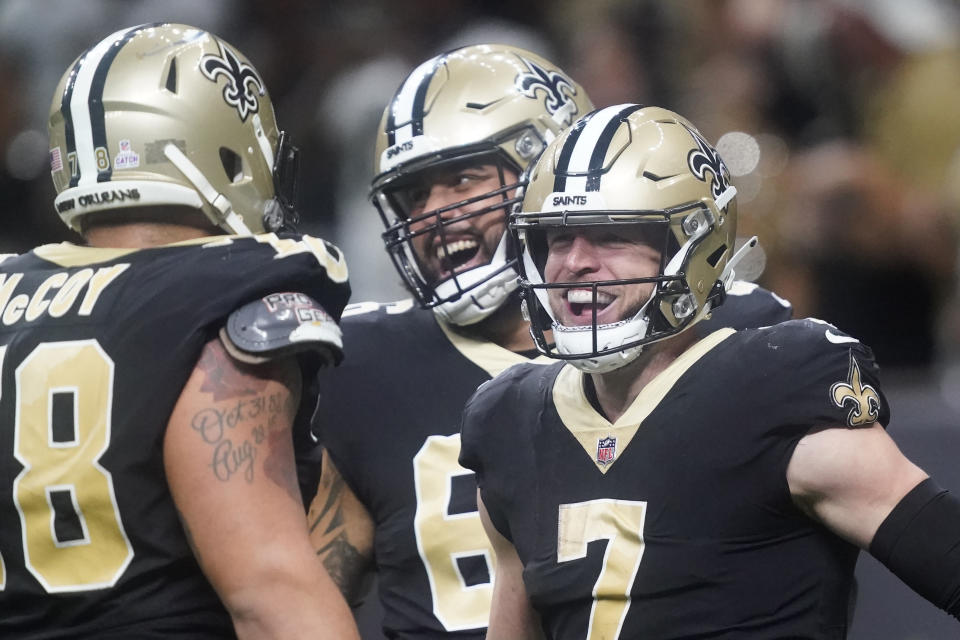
[189,341,297,485]
[189,393,287,483]
[309,469,346,535]
[210,438,257,482]
[191,396,285,443]
[321,536,371,603]
[308,467,371,601]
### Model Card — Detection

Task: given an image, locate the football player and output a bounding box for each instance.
[0,24,360,639]
[459,105,960,638]
[307,46,792,638]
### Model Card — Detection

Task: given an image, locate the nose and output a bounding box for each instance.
[562,235,601,276]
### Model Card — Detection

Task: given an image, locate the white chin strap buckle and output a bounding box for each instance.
[721,236,758,289]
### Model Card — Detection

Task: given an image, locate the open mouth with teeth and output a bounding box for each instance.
[564,288,616,324]
[435,238,482,274]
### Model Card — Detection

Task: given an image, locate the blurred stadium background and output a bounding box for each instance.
[0,1,958,637]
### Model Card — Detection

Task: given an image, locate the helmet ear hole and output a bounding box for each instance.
[706,244,727,268]
[164,59,178,94]
[219,147,244,183]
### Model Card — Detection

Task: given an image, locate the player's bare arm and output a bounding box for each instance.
[479,490,545,640]
[789,422,960,620]
[308,450,375,604]
[165,338,360,640]
[786,422,928,548]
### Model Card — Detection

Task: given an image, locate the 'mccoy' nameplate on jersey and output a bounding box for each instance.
[0,264,129,325]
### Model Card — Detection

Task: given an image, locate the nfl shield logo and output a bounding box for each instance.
[596,436,616,466]
[114,139,140,170]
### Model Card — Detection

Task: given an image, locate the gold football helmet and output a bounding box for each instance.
[370,44,594,326]
[48,23,299,235]
[512,104,755,373]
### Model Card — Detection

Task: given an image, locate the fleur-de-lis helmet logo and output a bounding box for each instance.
[516,57,579,127]
[830,353,882,426]
[684,124,732,209]
[200,40,265,122]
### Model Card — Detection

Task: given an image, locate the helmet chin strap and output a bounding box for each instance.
[432,232,518,326]
[164,143,253,235]
[553,299,653,374]
[720,236,758,290]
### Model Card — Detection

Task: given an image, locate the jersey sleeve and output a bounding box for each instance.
[225,233,351,324]
[743,318,890,432]
[457,381,495,483]
[151,233,351,340]
[459,365,542,543]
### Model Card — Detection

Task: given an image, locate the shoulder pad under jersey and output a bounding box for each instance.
[221,292,344,367]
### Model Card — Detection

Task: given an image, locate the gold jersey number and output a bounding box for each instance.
[0,341,133,592]
[412,434,494,631]
[558,499,648,640]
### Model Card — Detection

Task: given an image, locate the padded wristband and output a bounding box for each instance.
[869,478,960,619]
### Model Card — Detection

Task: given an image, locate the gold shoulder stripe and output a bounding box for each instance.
[33,243,138,267]
[554,328,736,473]
[173,235,231,247]
[34,234,232,267]
[436,319,553,378]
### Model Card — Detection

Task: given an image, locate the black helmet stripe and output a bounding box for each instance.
[385,54,444,147]
[585,105,644,190]
[64,23,162,188]
[60,54,88,188]
[89,25,160,183]
[552,111,593,193]
[553,104,644,193]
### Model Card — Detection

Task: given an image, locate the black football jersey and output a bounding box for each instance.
[316,284,791,639]
[459,319,889,640]
[0,234,349,639]
[316,299,549,639]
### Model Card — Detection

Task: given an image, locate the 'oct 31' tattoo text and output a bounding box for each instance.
[190,392,286,482]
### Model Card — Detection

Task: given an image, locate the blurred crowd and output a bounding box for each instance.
[1,0,959,379]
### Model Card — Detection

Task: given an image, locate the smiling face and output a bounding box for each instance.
[543,224,663,327]
[399,160,518,285]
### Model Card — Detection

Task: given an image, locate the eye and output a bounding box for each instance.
[598,232,630,247]
[452,164,499,188]
[546,231,573,249]
[401,184,430,213]
[410,186,429,205]
[453,171,483,187]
